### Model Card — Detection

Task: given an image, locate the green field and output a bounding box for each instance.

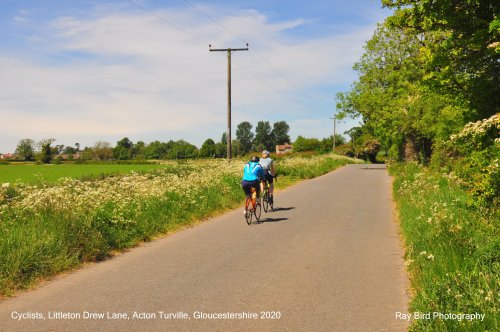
[0,164,170,184]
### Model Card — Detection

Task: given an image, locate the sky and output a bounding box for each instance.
[0,0,391,152]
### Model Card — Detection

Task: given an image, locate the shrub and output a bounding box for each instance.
[434,114,500,205]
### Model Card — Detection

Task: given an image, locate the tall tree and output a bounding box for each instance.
[92,141,113,160]
[253,121,273,151]
[133,141,146,159]
[199,139,216,158]
[220,132,227,145]
[236,122,254,154]
[336,21,467,161]
[40,142,52,164]
[114,137,133,160]
[271,121,291,148]
[15,139,35,161]
[382,0,500,119]
[167,140,198,159]
[144,141,169,160]
[116,137,133,149]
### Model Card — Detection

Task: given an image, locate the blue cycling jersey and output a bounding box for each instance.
[242,162,264,181]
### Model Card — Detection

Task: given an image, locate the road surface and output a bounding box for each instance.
[0,164,409,331]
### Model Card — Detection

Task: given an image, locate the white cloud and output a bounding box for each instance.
[0,4,378,151]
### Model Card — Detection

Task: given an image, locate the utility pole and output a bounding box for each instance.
[209,44,249,161]
[330,114,337,153]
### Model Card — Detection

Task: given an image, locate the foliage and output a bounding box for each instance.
[433,114,500,205]
[293,136,321,152]
[321,135,347,152]
[253,121,273,151]
[166,140,198,159]
[271,121,291,147]
[236,122,254,154]
[133,141,146,159]
[199,139,216,158]
[63,146,76,155]
[214,142,227,158]
[113,137,133,160]
[144,140,169,160]
[363,138,381,163]
[390,163,499,331]
[382,0,500,119]
[15,139,35,161]
[39,143,52,164]
[336,21,469,162]
[91,141,113,160]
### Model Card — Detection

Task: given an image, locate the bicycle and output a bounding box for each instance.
[244,187,261,225]
[261,174,276,213]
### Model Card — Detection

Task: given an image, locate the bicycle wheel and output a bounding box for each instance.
[254,198,262,221]
[244,199,253,225]
[262,192,269,212]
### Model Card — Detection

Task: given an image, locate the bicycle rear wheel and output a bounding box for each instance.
[254,198,262,221]
[262,192,269,212]
[244,199,253,225]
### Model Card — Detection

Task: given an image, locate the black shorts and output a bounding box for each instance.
[242,180,260,197]
[262,171,273,184]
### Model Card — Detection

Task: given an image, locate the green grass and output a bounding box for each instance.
[0,164,170,184]
[390,163,499,332]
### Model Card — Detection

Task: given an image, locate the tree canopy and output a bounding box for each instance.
[236,122,254,154]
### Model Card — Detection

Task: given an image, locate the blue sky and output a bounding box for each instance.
[0,0,391,152]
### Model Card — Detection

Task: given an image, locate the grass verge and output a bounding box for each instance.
[390,162,499,331]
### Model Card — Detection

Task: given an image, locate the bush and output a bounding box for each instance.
[434,114,500,205]
[363,139,381,163]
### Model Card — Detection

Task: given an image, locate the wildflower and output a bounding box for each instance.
[1,183,9,188]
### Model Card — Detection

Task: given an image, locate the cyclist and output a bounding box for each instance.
[259,150,275,203]
[241,156,265,213]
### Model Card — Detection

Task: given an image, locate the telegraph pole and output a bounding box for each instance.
[330,114,337,153]
[209,44,249,160]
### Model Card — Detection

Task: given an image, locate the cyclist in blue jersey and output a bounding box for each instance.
[241,156,265,213]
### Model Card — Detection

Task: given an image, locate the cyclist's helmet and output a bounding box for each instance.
[251,156,260,162]
[262,150,270,156]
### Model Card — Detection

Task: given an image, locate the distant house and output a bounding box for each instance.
[276,143,293,155]
[0,153,13,160]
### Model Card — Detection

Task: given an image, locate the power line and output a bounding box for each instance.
[127,0,209,45]
[126,0,327,115]
[180,0,331,115]
[231,60,308,107]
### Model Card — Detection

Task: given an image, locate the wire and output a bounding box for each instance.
[127,0,329,115]
[127,0,209,45]
[231,59,308,107]
[180,0,331,115]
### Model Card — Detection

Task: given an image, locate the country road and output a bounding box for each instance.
[0,164,410,331]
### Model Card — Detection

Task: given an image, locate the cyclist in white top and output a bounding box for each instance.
[259,150,275,203]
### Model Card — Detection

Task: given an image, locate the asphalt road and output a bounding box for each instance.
[0,164,409,331]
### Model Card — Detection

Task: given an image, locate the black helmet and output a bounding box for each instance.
[250,156,260,162]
